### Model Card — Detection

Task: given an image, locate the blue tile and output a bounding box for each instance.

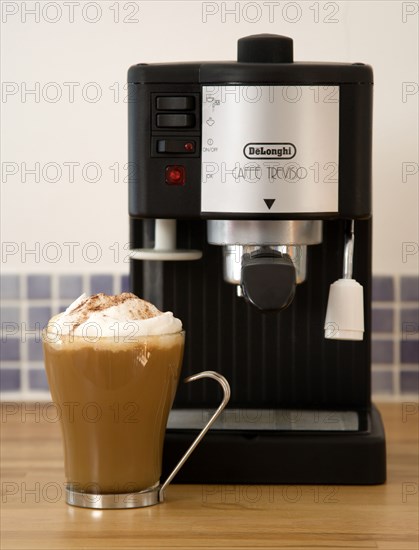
[28,307,51,331]
[401,308,419,325]
[372,370,393,394]
[0,339,20,361]
[401,341,419,364]
[28,369,49,391]
[401,309,419,337]
[58,275,83,299]
[0,306,20,324]
[0,275,20,299]
[28,339,44,361]
[90,275,113,295]
[372,277,394,302]
[400,371,419,394]
[401,277,419,302]
[371,308,393,333]
[27,275,51,299]
[121,274,130,293]
[371,340,393,364]
[0,369,21,391]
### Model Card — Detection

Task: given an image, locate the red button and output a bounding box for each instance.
[165,165,185,185]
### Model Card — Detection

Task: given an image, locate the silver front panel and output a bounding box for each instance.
[201,85,339,214]
[167,409,359,432]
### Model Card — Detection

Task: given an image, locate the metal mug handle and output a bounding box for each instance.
[158,370,231,502]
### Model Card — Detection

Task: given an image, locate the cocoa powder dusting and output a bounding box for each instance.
[69,293,161,330]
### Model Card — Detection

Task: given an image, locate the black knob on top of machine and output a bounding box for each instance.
[237,34,294,63]
[241,249,296,312]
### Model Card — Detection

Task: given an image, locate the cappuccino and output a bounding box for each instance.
[43,293,184,494]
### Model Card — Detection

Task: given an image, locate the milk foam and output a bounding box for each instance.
[47,293,183,339]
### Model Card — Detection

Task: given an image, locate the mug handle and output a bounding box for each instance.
[158,370,231,502]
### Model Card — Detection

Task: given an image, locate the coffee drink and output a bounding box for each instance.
[43,293,184,494]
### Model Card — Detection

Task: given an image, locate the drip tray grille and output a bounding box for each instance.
[167,408,360,432]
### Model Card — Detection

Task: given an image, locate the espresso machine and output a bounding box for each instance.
[128,35,386,484]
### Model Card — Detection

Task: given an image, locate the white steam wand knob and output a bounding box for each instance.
[324,220,364,341]
[324,278,364,340]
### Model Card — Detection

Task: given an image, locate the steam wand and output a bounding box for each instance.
[343,220,355,279]
[324,220,364,341]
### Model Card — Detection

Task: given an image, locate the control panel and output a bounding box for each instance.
[129,83,202,219]
[150,93,200,159]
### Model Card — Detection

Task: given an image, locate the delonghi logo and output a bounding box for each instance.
[243,143,296,160]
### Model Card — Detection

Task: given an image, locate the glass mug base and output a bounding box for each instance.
[66,482,160,509]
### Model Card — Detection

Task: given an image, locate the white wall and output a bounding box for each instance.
[1,0,418,275]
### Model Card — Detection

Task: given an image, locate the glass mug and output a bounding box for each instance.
[43,329,230,509]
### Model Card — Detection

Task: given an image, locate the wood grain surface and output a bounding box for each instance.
[1,403,418,550]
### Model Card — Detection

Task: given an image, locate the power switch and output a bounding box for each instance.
[157,140,196,154]
[156,96,195,110]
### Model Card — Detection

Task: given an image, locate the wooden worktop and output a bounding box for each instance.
[1,403,418,550]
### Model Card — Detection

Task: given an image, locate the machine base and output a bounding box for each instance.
[162,404,386,485]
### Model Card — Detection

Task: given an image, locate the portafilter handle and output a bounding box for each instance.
[241,248,296,312]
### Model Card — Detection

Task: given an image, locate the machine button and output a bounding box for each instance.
[156,114,195,128]
[157,139,196,154]
[156,96,195,110]
[165,165,186,185]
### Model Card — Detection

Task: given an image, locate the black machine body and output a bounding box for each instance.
[128,35,385,484]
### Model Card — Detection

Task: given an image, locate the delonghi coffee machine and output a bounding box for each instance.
[128,35,386,484]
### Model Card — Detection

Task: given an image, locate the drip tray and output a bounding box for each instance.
[163,406,385,483]
[167,408,360,432]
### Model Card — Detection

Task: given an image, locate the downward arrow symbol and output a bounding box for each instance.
[264,199,276,210]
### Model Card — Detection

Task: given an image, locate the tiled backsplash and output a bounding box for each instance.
[370,276,418,396]
[1,273,129,397]
[1,274,418,400]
